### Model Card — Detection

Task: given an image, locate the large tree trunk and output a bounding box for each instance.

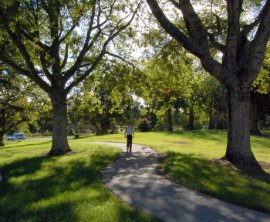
[48,91,71,155]
[225,89,259,166]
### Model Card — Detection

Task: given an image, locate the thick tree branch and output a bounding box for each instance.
[169,0,209,47]
[0,7,46,81]
[0,54,30,77]
[208,33,225,52]
[63,29,103,82]
[61,43,69,70]
[146,0,232,85]
[206,13,225,52]
[63,1,98,82]
[39,51,53,82]
[0,54,51,92]
[0,32,32,75]
[65,50,105,93]
[146,0,205,57]
[18,28,50,50]
[246,0,270,85]
[241,18,260,38]
[223,0,242,66]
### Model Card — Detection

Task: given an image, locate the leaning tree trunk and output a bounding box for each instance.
[48,90,71,155]
[225,88,259,166]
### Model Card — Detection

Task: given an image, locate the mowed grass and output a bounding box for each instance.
[0,140,162,222]
[82,130,270,213]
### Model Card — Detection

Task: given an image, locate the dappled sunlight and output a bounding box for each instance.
[101,143,270,221]
[1,133,269,221]
[0,144,160,222]
[162,151,270,213]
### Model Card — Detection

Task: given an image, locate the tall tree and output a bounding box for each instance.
[146,0,270,166]
[141,41,209,131]
[0,0,140,155]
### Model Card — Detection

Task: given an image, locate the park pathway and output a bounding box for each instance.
[91,142,270,222]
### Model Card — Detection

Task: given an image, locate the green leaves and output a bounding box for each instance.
[253,43,270,94]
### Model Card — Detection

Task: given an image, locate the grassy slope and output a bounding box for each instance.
[83,130,270,213]
[0,140,162,222]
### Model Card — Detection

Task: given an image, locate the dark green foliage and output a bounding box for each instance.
[138,120,151,132]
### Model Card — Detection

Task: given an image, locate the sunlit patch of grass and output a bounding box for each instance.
[0,141,161,222]
[84,130,270,213]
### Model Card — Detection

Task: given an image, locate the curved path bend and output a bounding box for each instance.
[92,142,270,222]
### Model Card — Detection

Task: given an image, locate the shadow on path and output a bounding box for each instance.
[92,142,270,222]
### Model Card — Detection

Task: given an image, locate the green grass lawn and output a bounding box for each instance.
[0,140,162,222]
[1,131,270,221]
[81,130,270,213]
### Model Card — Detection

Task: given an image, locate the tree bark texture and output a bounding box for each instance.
[225,89,258,166]
[48,91,71,155]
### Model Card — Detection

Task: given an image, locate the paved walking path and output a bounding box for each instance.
[92,142,270,222]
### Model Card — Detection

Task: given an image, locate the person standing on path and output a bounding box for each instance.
[124,123,134,152]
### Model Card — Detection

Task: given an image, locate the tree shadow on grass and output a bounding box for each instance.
[0,150,159,222]
[0,154,100,221]
[162,151,270,213]
[232,162,270,184]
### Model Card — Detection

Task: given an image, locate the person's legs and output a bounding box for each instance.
[129,136,132,152]
[126,136,129,152]
[127,135,132,152]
